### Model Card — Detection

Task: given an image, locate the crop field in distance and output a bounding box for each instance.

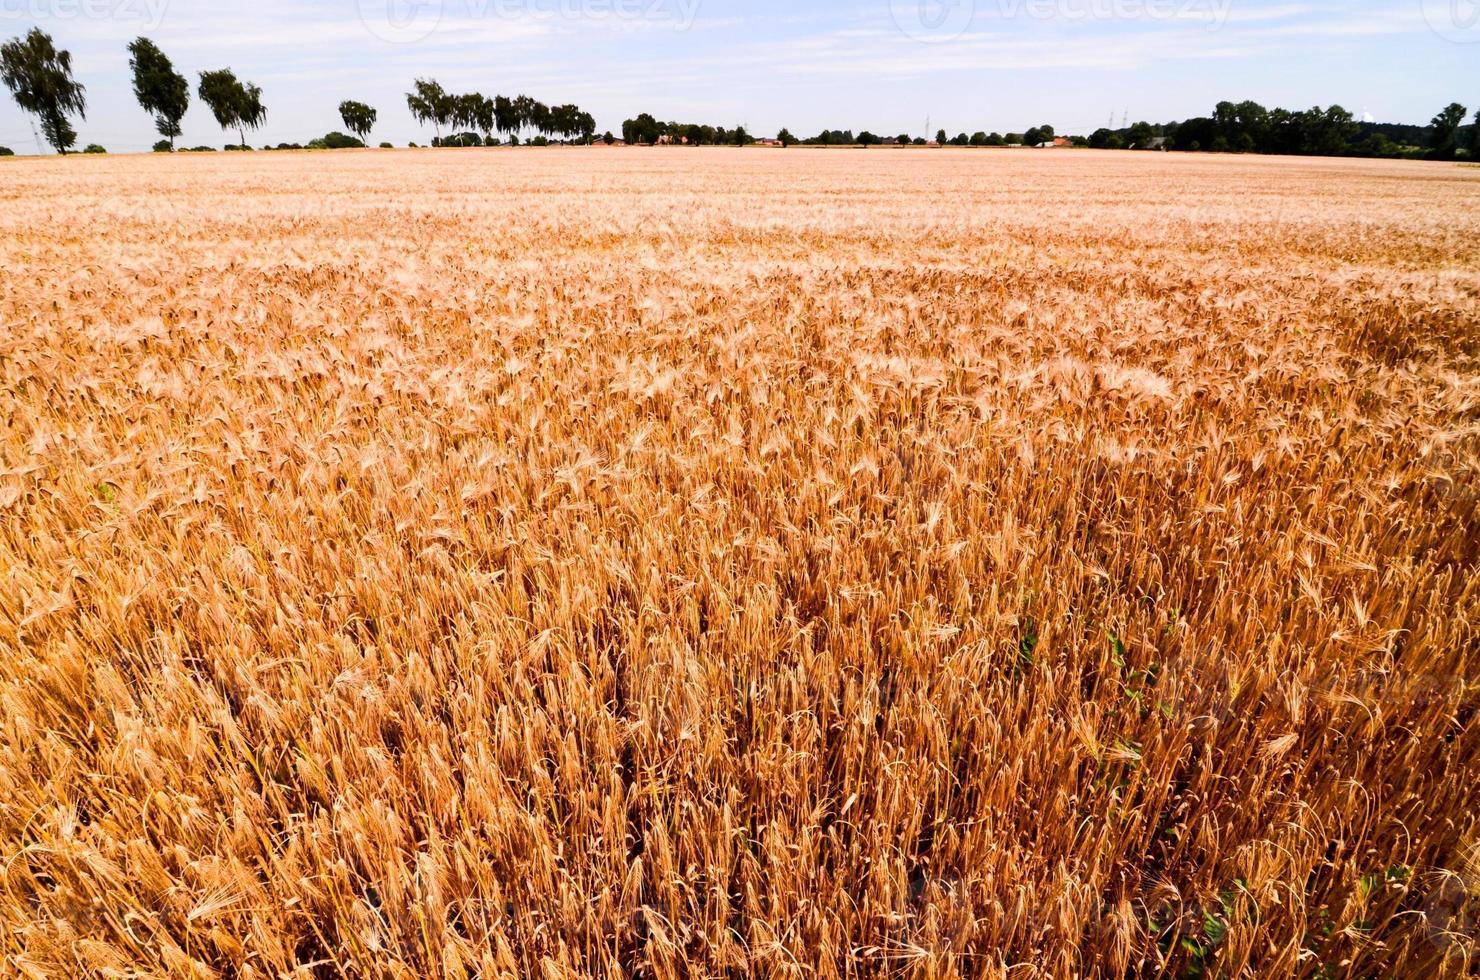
[0,147,1477,977]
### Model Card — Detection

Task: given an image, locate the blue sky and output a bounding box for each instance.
[1,0,1476,151]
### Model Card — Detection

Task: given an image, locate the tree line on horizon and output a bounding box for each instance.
[405,79,596,147]
[1088,100,1479,160]
[1,26,1476,161]
[614,121,1067,148]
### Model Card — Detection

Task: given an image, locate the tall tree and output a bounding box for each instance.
[559,105,575,141]
[1228,100,1270,150]
[450,92,480,135]
[493,95,516,138]
[548,103,570,140]
[338,100,377,144]
[512,94,533,133]
[1430,102,1469,158]
[1471,108,1480,159]
[530,100,552,137]
[469,94,495,143]
[405,78,450,141]
[127,37,188,150]
[238,82,265,144]
[1307,104,1356,156]
[509,94,548,137]
[0,29,86,154]
[196,69,236,138]
[544,104,592,142]
[197,69,265,147]
[622,113,660,145]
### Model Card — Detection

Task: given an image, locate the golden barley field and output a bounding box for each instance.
[1,147,1477,978]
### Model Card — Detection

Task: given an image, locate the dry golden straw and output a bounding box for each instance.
[0,147,1477,977]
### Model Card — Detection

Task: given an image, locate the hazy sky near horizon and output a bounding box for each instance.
[0,0,1475,151]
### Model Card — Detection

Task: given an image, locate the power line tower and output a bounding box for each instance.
[30,120,44,155]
